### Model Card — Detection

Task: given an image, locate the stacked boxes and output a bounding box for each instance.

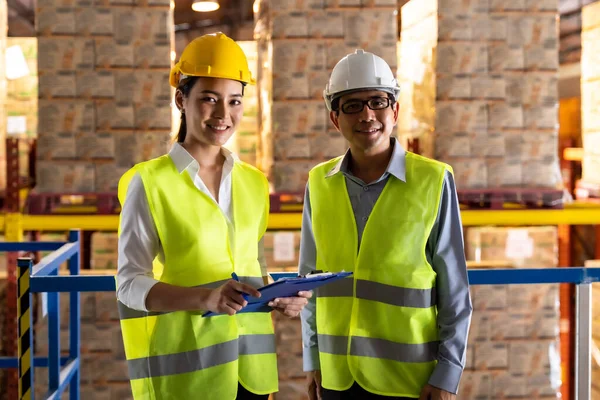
[91,231,119,270]
[464,226,561,399]
[264,231,301,270]
[35,3,174,193]
[226,41,260,166]
[581,2,600,185]
[398,0,562,189]
[254,0,397,192]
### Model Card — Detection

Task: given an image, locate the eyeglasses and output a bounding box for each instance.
[339,97,392,114]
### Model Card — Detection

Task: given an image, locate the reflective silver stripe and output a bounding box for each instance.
[118,276,265,320]
[356,280,436,308]
[239,334,277,355]
[318,334,349,355]
[318,334,438,363]
[317,278,436,308]
[351,336,438,363]
[118,301,166,320]
[316,278,353,297]
[128,334,275,380]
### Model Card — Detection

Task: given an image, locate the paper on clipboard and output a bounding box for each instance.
[202,271,352,317]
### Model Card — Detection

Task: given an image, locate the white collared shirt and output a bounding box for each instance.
[116,143,268,311]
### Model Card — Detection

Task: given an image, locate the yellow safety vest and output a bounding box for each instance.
[308,152,450,398]
[117,155,278,400]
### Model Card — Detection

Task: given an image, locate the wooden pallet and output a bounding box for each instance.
[26,192,120,215]
[458,188,565,210]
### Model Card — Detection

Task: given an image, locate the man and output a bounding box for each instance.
[299,49,472,400]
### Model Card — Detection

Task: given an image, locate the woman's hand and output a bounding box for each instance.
[268,291,312,318]
[204,280,262,316]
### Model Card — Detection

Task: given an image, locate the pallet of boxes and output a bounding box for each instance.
[33,0,175,395]
[254,0,397,397]
[398,0,565,398]
[577,1,600,201]
[34,0,173,198]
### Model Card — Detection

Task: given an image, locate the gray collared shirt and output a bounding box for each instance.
[299,138,473,395]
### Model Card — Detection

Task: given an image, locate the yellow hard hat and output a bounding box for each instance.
[169,32,255,88]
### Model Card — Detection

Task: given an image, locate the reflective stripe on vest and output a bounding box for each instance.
[317,278,436,308]
[117,156,277,400]
[309,152,449,397]
[128,335,276,380]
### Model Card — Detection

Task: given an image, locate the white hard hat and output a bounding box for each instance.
[323,49,400,111]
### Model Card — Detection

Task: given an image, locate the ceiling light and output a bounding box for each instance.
[192,0,219,12]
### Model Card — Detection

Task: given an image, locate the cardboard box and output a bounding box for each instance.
[36,161,95,192]
[313,131,348,160]
[38,100,95,133]
[273,41,327,73]
[38,71,77,98]
[474,342,509,369]
[308,11,344,38]
[272,102,329,135]
[135,41,171,69]
[37,7,76,36]
[272,161,314,192]
[96,101,135,130]
[269,0,324,11]
[443,157,488,189]
[114,131,170,167]
[263,231,301,268]
[470,285,507,310]
[489,43,525,72]
[77,71,115,98]
[36,132,77,159]
[114,71,171,104]
[95,164,129,192]
[75,7,114,36]
[76,132,115,159]
[459,371,492,399]
[272,12,309,38]
[134,103,172,130]
[38,38,95,70]
[274,134,313,160]
[434,102,488,134]
[95,39,134,68]
[436,43,488,74]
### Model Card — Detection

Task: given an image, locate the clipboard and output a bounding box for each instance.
[202,272,353,317]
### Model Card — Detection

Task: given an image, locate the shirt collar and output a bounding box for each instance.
[325,137,406,182]
[169,142,238,179]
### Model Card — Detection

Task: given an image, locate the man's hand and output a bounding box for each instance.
[306,370,322,400]
[268,291,313,318]
[419,384,456,400]
[204,280,261,316]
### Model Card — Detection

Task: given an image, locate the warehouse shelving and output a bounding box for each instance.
[2,137,600,399]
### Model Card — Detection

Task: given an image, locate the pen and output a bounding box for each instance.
[231,272,249,301]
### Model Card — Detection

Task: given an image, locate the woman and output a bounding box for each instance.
[116,33,311,400]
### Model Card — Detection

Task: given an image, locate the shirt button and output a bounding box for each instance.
[363,186,369,192]
[362,216,368,222]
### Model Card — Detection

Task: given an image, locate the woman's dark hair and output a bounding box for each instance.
[175,77,246,143]
[175,77,200,143]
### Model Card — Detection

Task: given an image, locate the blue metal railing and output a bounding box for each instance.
[0,230,81,400]
[0,231,599,399]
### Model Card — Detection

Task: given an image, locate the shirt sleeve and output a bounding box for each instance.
[299,183,321,371]
[116,172,161,312]
[426,171,473,394]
